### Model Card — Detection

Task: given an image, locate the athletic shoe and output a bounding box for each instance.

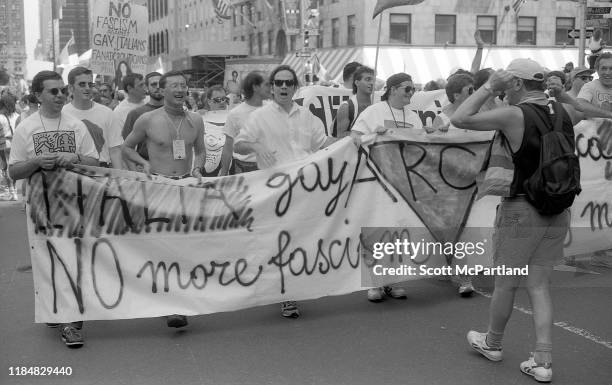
[166,314,188,328]
[280,301,300,318]
[60,325,84,348]
[458,281,475,297]
[384,286,407,299]
[467,330,503,361]
[520,356,552,382]
[367,287,384,302]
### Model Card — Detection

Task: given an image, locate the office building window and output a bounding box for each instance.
[389,13,411,44]
[249,34,255,55]
[477,16,496,44]
[290,34,297,51]
[556,17,575,45]
[318,20,324,48]
[347,15,356,46]
[332,18,340,47]
[257,32,263,55]
[517,17,536,45]
[435,15,456,44]
[268,30,274,54]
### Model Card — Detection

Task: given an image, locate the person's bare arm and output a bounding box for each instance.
[192,119,206,177]
[122,115,151,173]
[470,30,485,74]
[9,154,56,180]
[218,135,232,176]
[335,103,351,138]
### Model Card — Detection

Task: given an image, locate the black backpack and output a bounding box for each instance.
[520,102,581,216]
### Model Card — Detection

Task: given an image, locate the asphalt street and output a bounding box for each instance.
[0,199,610,385]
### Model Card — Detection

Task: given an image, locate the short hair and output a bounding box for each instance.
[445,74,474,103]
[145,71,162,86]
[67,67,92,85]
[122,73,144,92]
[270,65,299,88]
[546,70,566,85]
[206,84,226,99]
[159,70,186,89]
[242,71,265,100]
[473,68,493,90]
[595,52,612,70]
[32,70,62,94]
[352,66,375,94]
[21,94,38,105]
[423,80,441,91]
[343,61,362,82]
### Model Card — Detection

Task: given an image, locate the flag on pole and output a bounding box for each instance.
[52,0,66,20]
[372,0,426,19]
[213,0,232,21]
[313,55,328,81]
[512,0,526,15]
[58,33,78,67]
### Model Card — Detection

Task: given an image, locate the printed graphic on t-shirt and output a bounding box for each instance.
[32,131,76,155]
[383,119,414,129]
[596,91,612,111]
[204,128,226,176]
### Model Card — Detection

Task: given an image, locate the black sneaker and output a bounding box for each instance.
[166,314,188,328]
[60,325,84,348]
[280,301,300,318]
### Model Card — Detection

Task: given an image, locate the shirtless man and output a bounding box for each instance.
[121,70,205,328]
[122,70,206,179]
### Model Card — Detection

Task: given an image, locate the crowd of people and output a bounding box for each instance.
[1,43,612,383]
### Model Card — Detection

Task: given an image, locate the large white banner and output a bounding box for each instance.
[90,0,148,76]
[27,126,612,323]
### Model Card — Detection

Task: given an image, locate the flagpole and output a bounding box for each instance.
[373,13,383,103]
[482,6,510,68]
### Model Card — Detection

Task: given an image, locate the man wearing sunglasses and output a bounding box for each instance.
[8,70,99,348]
[63,67,123,168]
[235,64,334,318]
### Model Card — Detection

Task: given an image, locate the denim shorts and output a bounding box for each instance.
[493,196,569,267]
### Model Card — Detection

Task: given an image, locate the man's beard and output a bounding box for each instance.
[150,93,164,101]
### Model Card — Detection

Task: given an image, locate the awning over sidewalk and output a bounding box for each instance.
[282,46,580,85]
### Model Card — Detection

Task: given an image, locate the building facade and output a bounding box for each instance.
[147,0,590,85]
[0,0,27,79]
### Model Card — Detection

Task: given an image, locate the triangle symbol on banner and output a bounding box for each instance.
[367,139,490,243]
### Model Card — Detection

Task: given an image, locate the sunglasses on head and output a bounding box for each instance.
[47,87,69,96]
[211,97,228,103]
[273,79,296,87]
[77,82,96,89]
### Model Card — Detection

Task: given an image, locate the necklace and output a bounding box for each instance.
[164,110,184,139]
[39,112,62,132]
[386,102,406,129]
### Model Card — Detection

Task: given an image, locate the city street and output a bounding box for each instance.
[0,199,610,385]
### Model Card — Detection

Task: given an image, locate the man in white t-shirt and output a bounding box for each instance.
[199,85,233,176]
[8,70,98,349]
[63,66,123,168]
[109,73,146,167]
[351,72,423,302]
[224,70,271,173]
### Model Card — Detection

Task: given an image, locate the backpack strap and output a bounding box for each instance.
[519,102,556,138]
[347,98,356,129]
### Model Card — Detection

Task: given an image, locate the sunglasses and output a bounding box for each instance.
[273,79,296,87]
[46,87,69,96]
[467,87,474,95]
[399,85,415,94]
[211,97,228,103]
[77,82,96,89]
[578,75,593,82]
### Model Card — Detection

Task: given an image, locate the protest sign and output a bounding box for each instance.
[90,0,148,76]
[27,121,612,322]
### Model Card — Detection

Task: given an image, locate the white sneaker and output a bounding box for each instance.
[520,356,552,382]
[467,331,503,361]
[367,287,384,302]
